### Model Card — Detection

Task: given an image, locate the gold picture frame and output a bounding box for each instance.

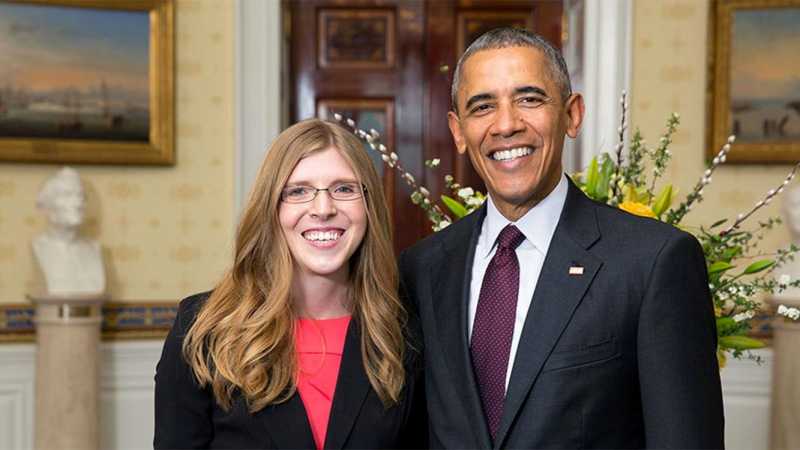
[0,0,174,165]
[708,0,800,163]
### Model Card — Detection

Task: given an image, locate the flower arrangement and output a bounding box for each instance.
[334,93,800,366]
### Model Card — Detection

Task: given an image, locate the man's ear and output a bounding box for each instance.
[565,93,585,139]
[448,111,467,154]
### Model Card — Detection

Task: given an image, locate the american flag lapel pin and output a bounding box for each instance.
[569,265,584,276]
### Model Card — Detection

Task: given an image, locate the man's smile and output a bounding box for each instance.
[488,146,534,161]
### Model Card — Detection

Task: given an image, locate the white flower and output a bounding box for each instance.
[779,274,791,287]
[458,187,474,198]
[419,187,430,197]
[430,158,440,167]
[466,196,485,206]
[433,220,451,232]
[733,310,755,322]
[778,305,800,320]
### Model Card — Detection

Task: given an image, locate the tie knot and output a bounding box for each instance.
[496,224,525,250]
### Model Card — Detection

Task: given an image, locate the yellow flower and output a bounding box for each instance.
[619,201,656,218]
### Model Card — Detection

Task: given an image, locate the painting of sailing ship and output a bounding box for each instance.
[729,7,800,144]
[0,2,149,142]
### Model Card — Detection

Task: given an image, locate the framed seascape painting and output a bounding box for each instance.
[709,0,800,163]
[0,0,174,165]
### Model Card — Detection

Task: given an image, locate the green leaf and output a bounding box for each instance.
[743,259,775,275]
[441,195,468,219]
[710,219,728,229]
[721,247,742,262]
[715,317,737,335]
[652,184,673,218]
[718,335,765,351]
[594,157,615,201]
[708,261,734,275]
[584,157,599,200]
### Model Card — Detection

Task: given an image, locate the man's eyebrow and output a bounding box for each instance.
[515,86,549,97]
[464,93,494,111]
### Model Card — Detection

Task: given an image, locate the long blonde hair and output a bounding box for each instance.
[183,119,406,411]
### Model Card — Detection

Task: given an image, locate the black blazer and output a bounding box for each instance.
[154,292,427,449]
[399,179,724,449]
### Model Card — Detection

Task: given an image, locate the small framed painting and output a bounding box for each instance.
[708,0,800,163]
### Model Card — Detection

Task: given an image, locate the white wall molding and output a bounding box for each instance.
[0,344,35,450]
[579,0,633,165]
[234,0,283,216]
[0,340,164,450]
[720,349,773,450]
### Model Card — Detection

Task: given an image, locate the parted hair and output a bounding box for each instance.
[183,118,406,412]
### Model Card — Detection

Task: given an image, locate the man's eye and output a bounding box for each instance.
[520,96,545,106]
[470,104,492,114]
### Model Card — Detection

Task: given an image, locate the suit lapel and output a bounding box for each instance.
[494,181,603,449]
[430,206,494,449]
[253,390,317,449]
[323,318,370,450]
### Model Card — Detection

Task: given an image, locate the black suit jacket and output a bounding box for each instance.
[399,179,724,449]
[154,292,426,449]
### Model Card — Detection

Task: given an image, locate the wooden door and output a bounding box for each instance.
[287,0,562,252]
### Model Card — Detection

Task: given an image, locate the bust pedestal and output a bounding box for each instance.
[768,295,800,450]
[27,292,106,450]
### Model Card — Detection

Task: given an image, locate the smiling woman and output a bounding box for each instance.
[154,118,426,450]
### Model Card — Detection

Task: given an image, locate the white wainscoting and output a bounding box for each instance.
[721,348,773,450]
[0,340,164,450]
[0,342,774,449]
[0,344,34,450]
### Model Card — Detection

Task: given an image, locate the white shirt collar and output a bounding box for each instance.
[480,173,569,258]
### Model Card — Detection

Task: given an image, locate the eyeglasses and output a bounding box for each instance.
[280,182,366,203]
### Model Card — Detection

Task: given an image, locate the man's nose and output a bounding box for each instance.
[490,102,524,137]
[309,190,337,219]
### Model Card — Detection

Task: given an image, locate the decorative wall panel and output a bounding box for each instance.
[457,11,534,52]
[0,303,177,342]
[318,9,396,69]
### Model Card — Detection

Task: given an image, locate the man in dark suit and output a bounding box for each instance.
[399,27,724,449]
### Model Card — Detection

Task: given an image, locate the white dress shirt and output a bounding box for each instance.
[468,173,568,390]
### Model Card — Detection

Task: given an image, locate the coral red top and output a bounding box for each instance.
[295,315,351,450]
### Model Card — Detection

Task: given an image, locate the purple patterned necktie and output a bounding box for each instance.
[471,224,526,440]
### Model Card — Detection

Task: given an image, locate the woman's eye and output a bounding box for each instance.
[286,187,310,197]
[334,183,356,193]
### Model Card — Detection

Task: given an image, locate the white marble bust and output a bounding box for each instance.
[32,167,106,296]
[774,183,800,302]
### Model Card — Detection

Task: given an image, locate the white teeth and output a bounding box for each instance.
[491,147,533,161]
[304,231,341,242]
